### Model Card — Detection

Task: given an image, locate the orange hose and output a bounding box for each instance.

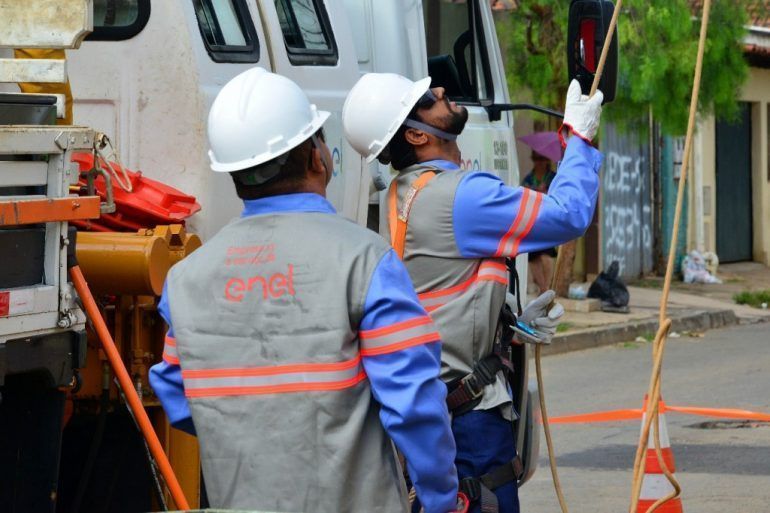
[70,265,190,511]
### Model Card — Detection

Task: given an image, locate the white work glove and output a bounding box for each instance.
[509,290,565,345]
[560,79,604,146]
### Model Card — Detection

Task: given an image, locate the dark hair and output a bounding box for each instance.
[231,138,313,200]
[378,108,420,171]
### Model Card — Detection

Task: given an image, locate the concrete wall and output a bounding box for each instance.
[691,66,770,265]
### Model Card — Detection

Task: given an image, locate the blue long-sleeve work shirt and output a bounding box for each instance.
[149,193,458,513]
[444,136,603,258]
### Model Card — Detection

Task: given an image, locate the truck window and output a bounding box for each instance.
[274,0,338,66]
[192,0,260,63]
[424,0,494,104]
[86,0,150,41]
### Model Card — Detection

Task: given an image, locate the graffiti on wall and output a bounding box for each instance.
[602,124,653,278]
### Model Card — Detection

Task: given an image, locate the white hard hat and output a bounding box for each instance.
[342,73,432,163]
[207,67,330,173]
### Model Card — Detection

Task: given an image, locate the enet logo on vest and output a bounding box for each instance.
[224,265,296,302]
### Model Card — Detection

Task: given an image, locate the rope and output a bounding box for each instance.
[535,344,569,511]
[629,0,711,511]
[538,2,623,512]
[95,133,134,193]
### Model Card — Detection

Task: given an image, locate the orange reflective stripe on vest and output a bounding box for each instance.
[181,355,367,397]
[388,171,437,259]
[162,335,180,365]
[359,315,440,356]
[417,260,508,312]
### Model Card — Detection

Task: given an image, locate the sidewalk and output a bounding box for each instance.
[544,262,770,355]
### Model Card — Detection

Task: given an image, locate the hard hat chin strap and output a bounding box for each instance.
[402,119,458,142]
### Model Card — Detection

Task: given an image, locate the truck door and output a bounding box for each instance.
[423,0,518,185]
[255,0,364,223]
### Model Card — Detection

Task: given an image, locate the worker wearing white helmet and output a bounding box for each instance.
[343,74,603,513]
[150,68,468,513]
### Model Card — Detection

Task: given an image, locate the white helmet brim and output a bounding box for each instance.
[364,76,432,164]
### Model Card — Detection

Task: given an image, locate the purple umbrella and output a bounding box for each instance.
[518,131,562,163]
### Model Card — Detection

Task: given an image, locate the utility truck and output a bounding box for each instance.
[1,0,616,510]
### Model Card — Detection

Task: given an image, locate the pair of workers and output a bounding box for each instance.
[150,68,603,513]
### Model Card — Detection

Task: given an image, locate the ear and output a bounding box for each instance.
[404,128,429,146]
[309,146,325,176]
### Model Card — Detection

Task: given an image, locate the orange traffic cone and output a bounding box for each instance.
[637,396,683,513]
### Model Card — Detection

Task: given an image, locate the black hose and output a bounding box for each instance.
[101,439,129,512]
[114,379,168,511]
[71,383,109,512]
[141,431,169,511]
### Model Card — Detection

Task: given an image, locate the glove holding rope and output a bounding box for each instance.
[507,290,565,345]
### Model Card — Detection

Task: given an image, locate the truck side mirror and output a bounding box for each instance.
[567,0,618,103]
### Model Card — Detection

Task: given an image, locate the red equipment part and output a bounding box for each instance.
[71,152,201,232]
[456,492,470,513]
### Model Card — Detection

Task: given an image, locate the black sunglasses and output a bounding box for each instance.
[415,89,438,110]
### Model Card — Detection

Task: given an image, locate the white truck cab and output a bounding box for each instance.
[68,0,538,484]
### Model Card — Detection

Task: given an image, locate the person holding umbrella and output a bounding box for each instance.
[518,131,561,294]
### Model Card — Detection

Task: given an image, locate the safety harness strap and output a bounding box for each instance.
[480,457,524,490]
[388,171,437,259]
[460,456,524,513]
[460,477,499,513]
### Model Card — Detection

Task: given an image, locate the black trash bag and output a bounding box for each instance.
[587,261,629,307]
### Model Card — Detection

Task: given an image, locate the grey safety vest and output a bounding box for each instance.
[165,211,409,513]
[386,164,511,412]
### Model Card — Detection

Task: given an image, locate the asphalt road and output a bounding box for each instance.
[519,322,770,512]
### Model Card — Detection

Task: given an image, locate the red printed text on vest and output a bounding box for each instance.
[225,264,295,302]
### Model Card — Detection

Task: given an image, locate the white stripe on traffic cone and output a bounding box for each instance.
[637,396,683,513]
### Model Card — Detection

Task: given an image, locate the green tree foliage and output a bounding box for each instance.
[495,0,749,134]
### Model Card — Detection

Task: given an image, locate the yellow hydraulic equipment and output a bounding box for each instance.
[71,225,203,508]
[71,265,190,511]
[76,225,202,296]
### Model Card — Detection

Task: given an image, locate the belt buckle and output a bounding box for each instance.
[461,374,485,400]
[459,477,481,502]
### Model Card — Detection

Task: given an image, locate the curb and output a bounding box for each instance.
[545,309,740,356]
